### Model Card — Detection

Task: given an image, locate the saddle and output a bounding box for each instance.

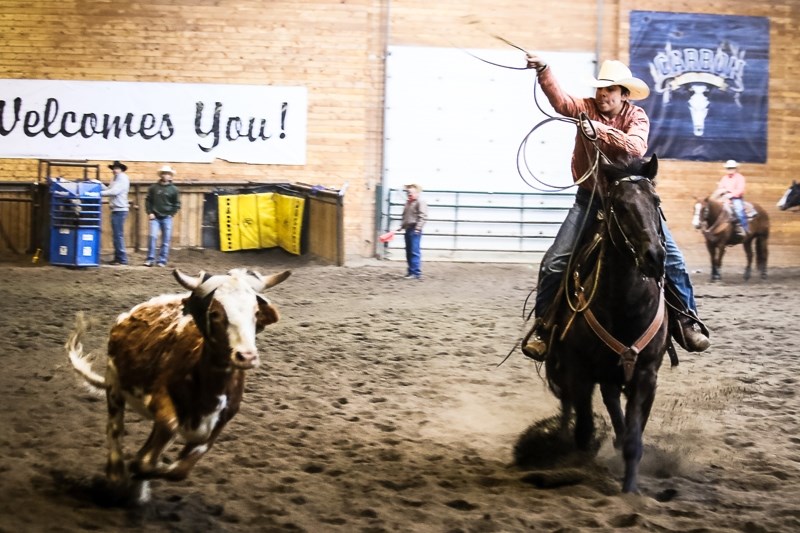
[720,204,752,243]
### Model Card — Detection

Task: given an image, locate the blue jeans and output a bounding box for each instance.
[147,216,173,265]
[404,230,422,277]
[535,188,698,316]
[731,197,748,231]
[110,210,128,264]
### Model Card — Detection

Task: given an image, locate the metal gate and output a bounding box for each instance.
[378,187,574,263]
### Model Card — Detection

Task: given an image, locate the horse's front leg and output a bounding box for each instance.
[743,238,754,281]
[621,368,658,493]
[706,241,721,281]
[600,382,625,449]
[571,379,596,452]
[713,244,726,281]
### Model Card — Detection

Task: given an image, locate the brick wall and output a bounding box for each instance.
[1,0,797,263]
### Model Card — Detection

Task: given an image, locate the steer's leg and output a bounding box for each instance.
[129,423,177,475]
[126,422,175,504]
[162,437,219,481]
[104,370,151,504]
[141,421,229,481]
[129,393,179,480]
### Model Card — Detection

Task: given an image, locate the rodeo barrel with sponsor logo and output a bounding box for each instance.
[48,178,102,267]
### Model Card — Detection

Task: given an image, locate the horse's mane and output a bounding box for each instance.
[708,188,728,203]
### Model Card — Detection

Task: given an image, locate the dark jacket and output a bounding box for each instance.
[145,182,181,218]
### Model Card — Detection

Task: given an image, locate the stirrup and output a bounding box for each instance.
[673,315,710,353]
[522,334,548,362]
[521,318,548,362]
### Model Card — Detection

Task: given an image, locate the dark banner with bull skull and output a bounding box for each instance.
[629,11,769,163]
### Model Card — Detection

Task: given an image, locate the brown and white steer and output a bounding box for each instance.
[66,267,290,504]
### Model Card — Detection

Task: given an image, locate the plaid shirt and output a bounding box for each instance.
[538,67,650,190]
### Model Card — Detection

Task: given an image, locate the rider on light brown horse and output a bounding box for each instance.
[717,160,748,237]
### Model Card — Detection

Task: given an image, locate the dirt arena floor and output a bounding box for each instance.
[1,247,798,532]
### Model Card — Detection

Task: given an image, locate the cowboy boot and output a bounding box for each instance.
[521,318,548,362]
[735,221,746,239]
[673,313,710,352]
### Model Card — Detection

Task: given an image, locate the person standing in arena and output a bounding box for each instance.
[143,165,181,267]
[100,160,130,265]
[400,183,428,280]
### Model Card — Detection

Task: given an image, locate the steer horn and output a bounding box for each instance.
[173,269,207,291]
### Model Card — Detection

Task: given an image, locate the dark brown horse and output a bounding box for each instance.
[544,155,669,493]
[692,189,769,281]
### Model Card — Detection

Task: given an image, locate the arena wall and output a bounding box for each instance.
[0,0,797,264]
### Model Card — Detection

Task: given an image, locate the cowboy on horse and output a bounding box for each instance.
[520,54,710,360]
[717,160,749,239]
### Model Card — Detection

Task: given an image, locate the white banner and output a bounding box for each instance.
[0,79,307,165]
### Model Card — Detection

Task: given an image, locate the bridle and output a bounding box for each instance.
[605,176,666,273]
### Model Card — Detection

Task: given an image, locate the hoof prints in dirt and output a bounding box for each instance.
[2,260,800,532]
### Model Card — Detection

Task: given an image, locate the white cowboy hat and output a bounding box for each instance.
[586,60,650,101]
[724,159,738,169]
[157,165,176,176]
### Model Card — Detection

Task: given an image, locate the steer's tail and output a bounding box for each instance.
[66,312,108,393]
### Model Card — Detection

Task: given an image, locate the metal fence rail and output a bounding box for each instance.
[379,188,574,262]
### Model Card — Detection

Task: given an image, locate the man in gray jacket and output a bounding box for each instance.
[399,183,428,280]
[100,160,130,265]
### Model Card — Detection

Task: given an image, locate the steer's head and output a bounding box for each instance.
[175,268,291,370]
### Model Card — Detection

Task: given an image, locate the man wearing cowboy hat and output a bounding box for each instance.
[100,160,130,265]
[399,183,428,280]
[520,55,709,360]
[143,165,181,267]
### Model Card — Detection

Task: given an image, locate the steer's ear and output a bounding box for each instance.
[255,296,280,332]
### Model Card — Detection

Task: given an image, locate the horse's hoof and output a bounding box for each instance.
[711,274,721,282]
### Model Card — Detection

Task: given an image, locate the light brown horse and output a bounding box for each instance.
[692,189,769,281]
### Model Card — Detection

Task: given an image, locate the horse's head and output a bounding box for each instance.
[691,196,707,230]
[601,154,665,280]
[777,180,800,211]
[694,189,730,229]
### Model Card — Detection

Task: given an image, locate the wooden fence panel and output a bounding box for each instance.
[306,195,344,266]
[0,186,33,257]
[1,181,345,264]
